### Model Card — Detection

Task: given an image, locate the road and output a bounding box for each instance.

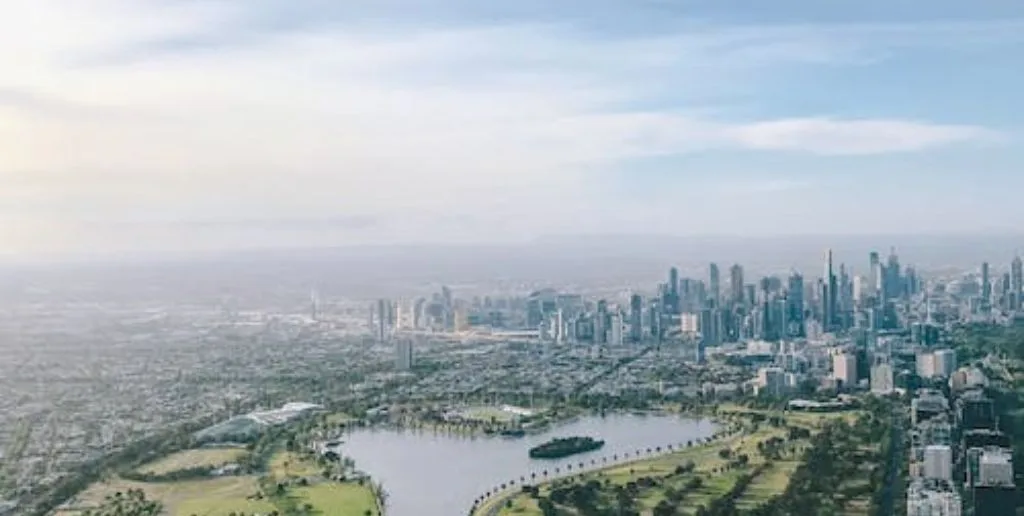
[877,402,906,516]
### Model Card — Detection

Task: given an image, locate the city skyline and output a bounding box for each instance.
[2,0,1024,256]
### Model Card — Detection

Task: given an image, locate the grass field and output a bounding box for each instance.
[269,450,323,479]
[67,476,272,516]
[136,448,248,475]
[291,483,378,516]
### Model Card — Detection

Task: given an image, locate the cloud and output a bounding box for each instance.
[0,0,1016,255]
[727,118,1001,155]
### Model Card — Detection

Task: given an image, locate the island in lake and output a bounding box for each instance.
[529,436,605,459]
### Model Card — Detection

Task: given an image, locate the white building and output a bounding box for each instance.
[395,339,413,371]
[978,448,1014,486]
[833,353,857,386]
[918,351,937,378]
[609,313,624,347]
[871,362,895,394]
[680,313,700,335]
[906,480,962,516]
[923,445,953,481]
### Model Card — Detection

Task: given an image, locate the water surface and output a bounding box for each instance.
[342,413,717,516]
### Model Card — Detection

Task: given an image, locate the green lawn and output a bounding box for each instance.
[69,476,271,516]
[136,448,247,475]
[269,451,322,479]
[292,483,377,516]
[735,460,800,511]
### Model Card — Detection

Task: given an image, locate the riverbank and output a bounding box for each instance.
[473,405,861,516]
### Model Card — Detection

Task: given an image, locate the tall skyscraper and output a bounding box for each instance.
[595,299,608,344]
[395,339,413,371]
[729,264,744,306]
[981,262,992,311]
[377,298,389,342]
[883,248,901,301]
[609,312,624,347]
[709,263,721,307]
[669,267,679,298]
[1012,255,1023,310]
[823,249,837,331]
[786,272,805,338]
[869,251,881,300]
[629,294,643,343]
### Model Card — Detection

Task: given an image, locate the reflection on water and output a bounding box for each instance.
[341,413,718,516]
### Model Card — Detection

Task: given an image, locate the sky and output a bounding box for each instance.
[2,0,1024,257]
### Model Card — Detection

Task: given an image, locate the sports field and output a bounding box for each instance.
[136,448,247,475]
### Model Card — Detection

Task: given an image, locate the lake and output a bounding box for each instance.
[341,413,717,516]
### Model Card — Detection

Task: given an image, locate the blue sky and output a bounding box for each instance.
[1,0,1022,256]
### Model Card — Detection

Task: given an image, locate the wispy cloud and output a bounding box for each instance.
[0,0,1019,254]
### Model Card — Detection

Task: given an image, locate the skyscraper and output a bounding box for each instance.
[377,298,389,342]
[609,312,624,347]
[786,272,805,338]
[709,263,721,308]
[395,339,413,371]
[823,249,837,332]
[664,267,681,314]
[883,248,901,301]
[869,251,881,300]
[981,262,992,311]
[595,299,608,344]
[729,264,744,306]
[1012,255,1023,310]
[629,294,644,343]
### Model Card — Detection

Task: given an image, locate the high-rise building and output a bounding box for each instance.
[972,448,1016,516]
[757,367,786,396]
[883,248,901,301]
[699,308,720,346]
[609,312,624,347]
[413,297,426,329]
[395,339,413,371]
[823,249,837,331]
[667,267,680,314]
[923,445,953,481]
[871,361,895,394]
[918,351,937,378]
[1012,255,1023,310]
[981,262,992,311]
[629,294,644,343]
[709,263,721,307]
[786,272,805,338]
[680,313,700,334]
[869,251,881,301]
[933,349,956,378]
[595,300,608,344]
[648,302,662,341]
[833,353,857,387]
[729,264,744,306]
[376,298,389,342]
